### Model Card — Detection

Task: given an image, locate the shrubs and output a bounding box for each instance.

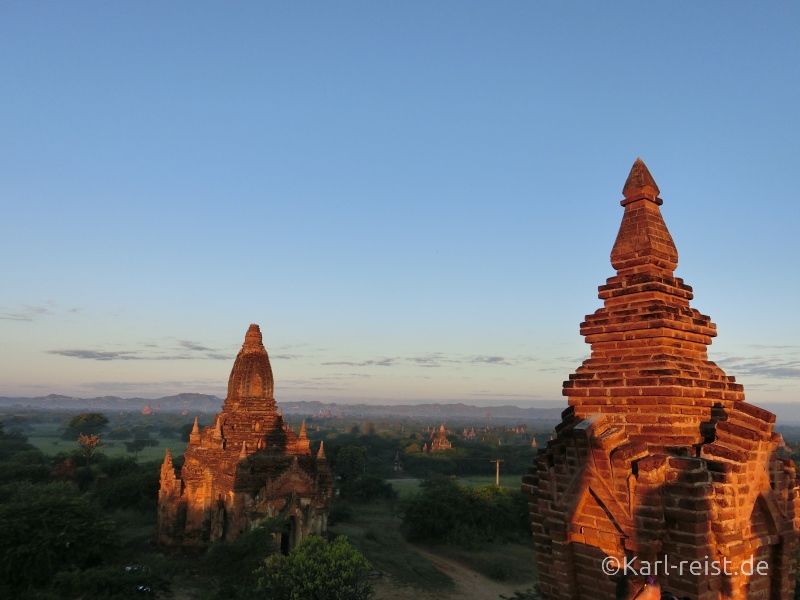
[256,535,374,600]
[202,520,281,599]
[400,476,530,547]
[0,482,118,593]
[90,458,160,511]
[340,474,398,503]
[52,560,170,599]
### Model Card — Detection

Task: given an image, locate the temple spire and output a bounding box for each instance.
[299,420,308,439]
[242,324,264,353]
[239,441,248,460]
[610,158,678,275]
[317,440,326,460]
[622,157,660,205]
[190,416,201,445]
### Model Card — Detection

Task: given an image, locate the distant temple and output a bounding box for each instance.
[157,324,333,549]
[430,424,452,452]
[523,160,799,599]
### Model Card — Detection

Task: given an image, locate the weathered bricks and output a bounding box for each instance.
[526,160,800,600]
[157,324,333,549]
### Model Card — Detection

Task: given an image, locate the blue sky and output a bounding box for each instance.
[1,2,798,409]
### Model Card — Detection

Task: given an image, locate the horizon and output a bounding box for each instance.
[2,4,798,409]
[7,392,800,427]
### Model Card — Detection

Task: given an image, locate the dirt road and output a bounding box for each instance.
[371,546,529,600]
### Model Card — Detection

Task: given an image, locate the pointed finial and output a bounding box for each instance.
[317,440,326,460]
[622,157,661,205]
[612,158,678,273]
[163,448,172,463]
[239,441,248,460]
[299,420,308,439]
[240,323,266,355]
[190,416,201,445]
[213,417,222,439]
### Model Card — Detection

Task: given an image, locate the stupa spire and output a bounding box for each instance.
[242,324,264,353]
[610,158,678,275]
[622,157,660,203]
[189,416,200,445]
[317,440,326,460]
[213,417,222,439]
[226,323,275,405]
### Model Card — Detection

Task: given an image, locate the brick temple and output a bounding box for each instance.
[157,324,333,549]
[523,159,799,599]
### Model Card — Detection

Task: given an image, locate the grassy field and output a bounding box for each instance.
[334,481,538,589]
[330,500,454,590]
[457,474,523,489]
[24,421,175,462]
[386,473,523,500]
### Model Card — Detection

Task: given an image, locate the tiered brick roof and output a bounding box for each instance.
[523,159,799,600]
[157,324,331,548]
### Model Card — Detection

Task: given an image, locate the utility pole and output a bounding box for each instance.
[489,459,504,486]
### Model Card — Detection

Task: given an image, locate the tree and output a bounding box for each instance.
[0,482,117,592]
[202,520,281,599]
[400,477,530,547]
[340,474,398,503]
[124,438,158,458]
[77,433,104,469]
[256,536,373,600]
[334,446,368,483]
[63,413,108,439]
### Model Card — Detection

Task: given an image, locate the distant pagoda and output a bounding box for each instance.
[523,159,799,600]
[430,424,452,452]
[157,324,333,549]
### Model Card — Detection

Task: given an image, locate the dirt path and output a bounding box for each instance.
[371,546,527,600]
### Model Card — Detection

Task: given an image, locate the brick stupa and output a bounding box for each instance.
[157,324,333,548]
[523,159,799,600]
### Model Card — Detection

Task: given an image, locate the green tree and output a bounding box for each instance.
[400,476,530,547]
[62,413,109,439]
[340,474,398,503]
[334,446,368,483]
[256,536,373,600]
[0,482,118,592]
[202,520,281,599]
[124,438,158,458]
[107,426,132,440]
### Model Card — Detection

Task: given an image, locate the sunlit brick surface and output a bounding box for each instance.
[522,160,799,600]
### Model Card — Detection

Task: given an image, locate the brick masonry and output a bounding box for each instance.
[522,159,799,600]
[157,324,333,548]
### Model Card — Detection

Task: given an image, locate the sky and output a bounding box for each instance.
[1,2,799,411]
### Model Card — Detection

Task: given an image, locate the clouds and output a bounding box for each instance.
[0,303,54,321]
[48,339,232,362]
[322,358,398,367]
[0,301,84,321]
[48,349,141,361]
[717,355,800,379]
[470,355,510,365]
[319,352,528,369]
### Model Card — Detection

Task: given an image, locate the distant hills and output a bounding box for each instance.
[0,393,223,413]
[0,393,564,422]
[2,393,799,424]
